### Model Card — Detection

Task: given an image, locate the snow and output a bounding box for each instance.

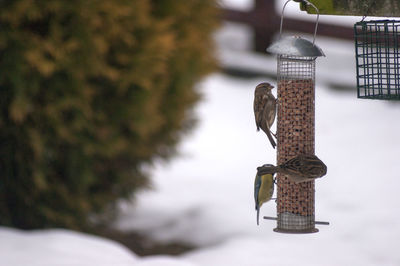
[114,71,400,265]
[2,4,400,266]
[0,227,138,266]
[0,228,198,265]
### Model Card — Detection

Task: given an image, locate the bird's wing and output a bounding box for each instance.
[254,93,267,129]
[300,155,327,177]
[254,174,261,210]
[264,94,276,129]
[271,96,277,127]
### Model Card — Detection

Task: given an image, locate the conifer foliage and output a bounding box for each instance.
[0,0,218,229]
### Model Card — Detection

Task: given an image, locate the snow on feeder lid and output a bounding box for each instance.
[267,0,324,82]
[267,0,324,59]
[267,36,325,58]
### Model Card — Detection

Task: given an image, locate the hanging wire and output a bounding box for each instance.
[361,15,367,22]
[279,0,320,45]
[360,1,378,22]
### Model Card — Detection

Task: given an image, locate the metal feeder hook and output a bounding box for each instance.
[280,0,320,45]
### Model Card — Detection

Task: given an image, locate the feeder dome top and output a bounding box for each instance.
[267,36,325,57]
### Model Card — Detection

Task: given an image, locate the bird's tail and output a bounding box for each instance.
[256,206,260,226]
[265,128,276,149]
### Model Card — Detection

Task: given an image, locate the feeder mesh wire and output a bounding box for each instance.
[276,55,316,232]
[354,20,400,100]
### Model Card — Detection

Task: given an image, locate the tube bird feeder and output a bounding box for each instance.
[267,0,324,233]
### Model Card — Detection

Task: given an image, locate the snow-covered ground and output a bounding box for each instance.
[0,228,137,266]
[115,69,400,266]
[2,1,400,265]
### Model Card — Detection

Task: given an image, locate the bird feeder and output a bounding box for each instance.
[354,19,400,100]
[266,0,324,233]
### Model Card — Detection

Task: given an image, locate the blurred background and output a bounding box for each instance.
[1,0,400,265]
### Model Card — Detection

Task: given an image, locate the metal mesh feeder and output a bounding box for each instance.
[354,20,400,100]
[266,0,324,234]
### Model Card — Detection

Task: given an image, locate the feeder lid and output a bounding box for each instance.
[267,36,325,57]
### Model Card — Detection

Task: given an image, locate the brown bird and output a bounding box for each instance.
[257,154,327,184]
[253,82,277,149]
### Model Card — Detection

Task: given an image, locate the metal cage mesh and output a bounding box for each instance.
[354,20,400,100]
[275,55,317,233]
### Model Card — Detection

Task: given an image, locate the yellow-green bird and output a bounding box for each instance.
[254,164,275,226]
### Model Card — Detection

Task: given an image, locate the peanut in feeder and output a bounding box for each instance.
[265,0,326,233]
